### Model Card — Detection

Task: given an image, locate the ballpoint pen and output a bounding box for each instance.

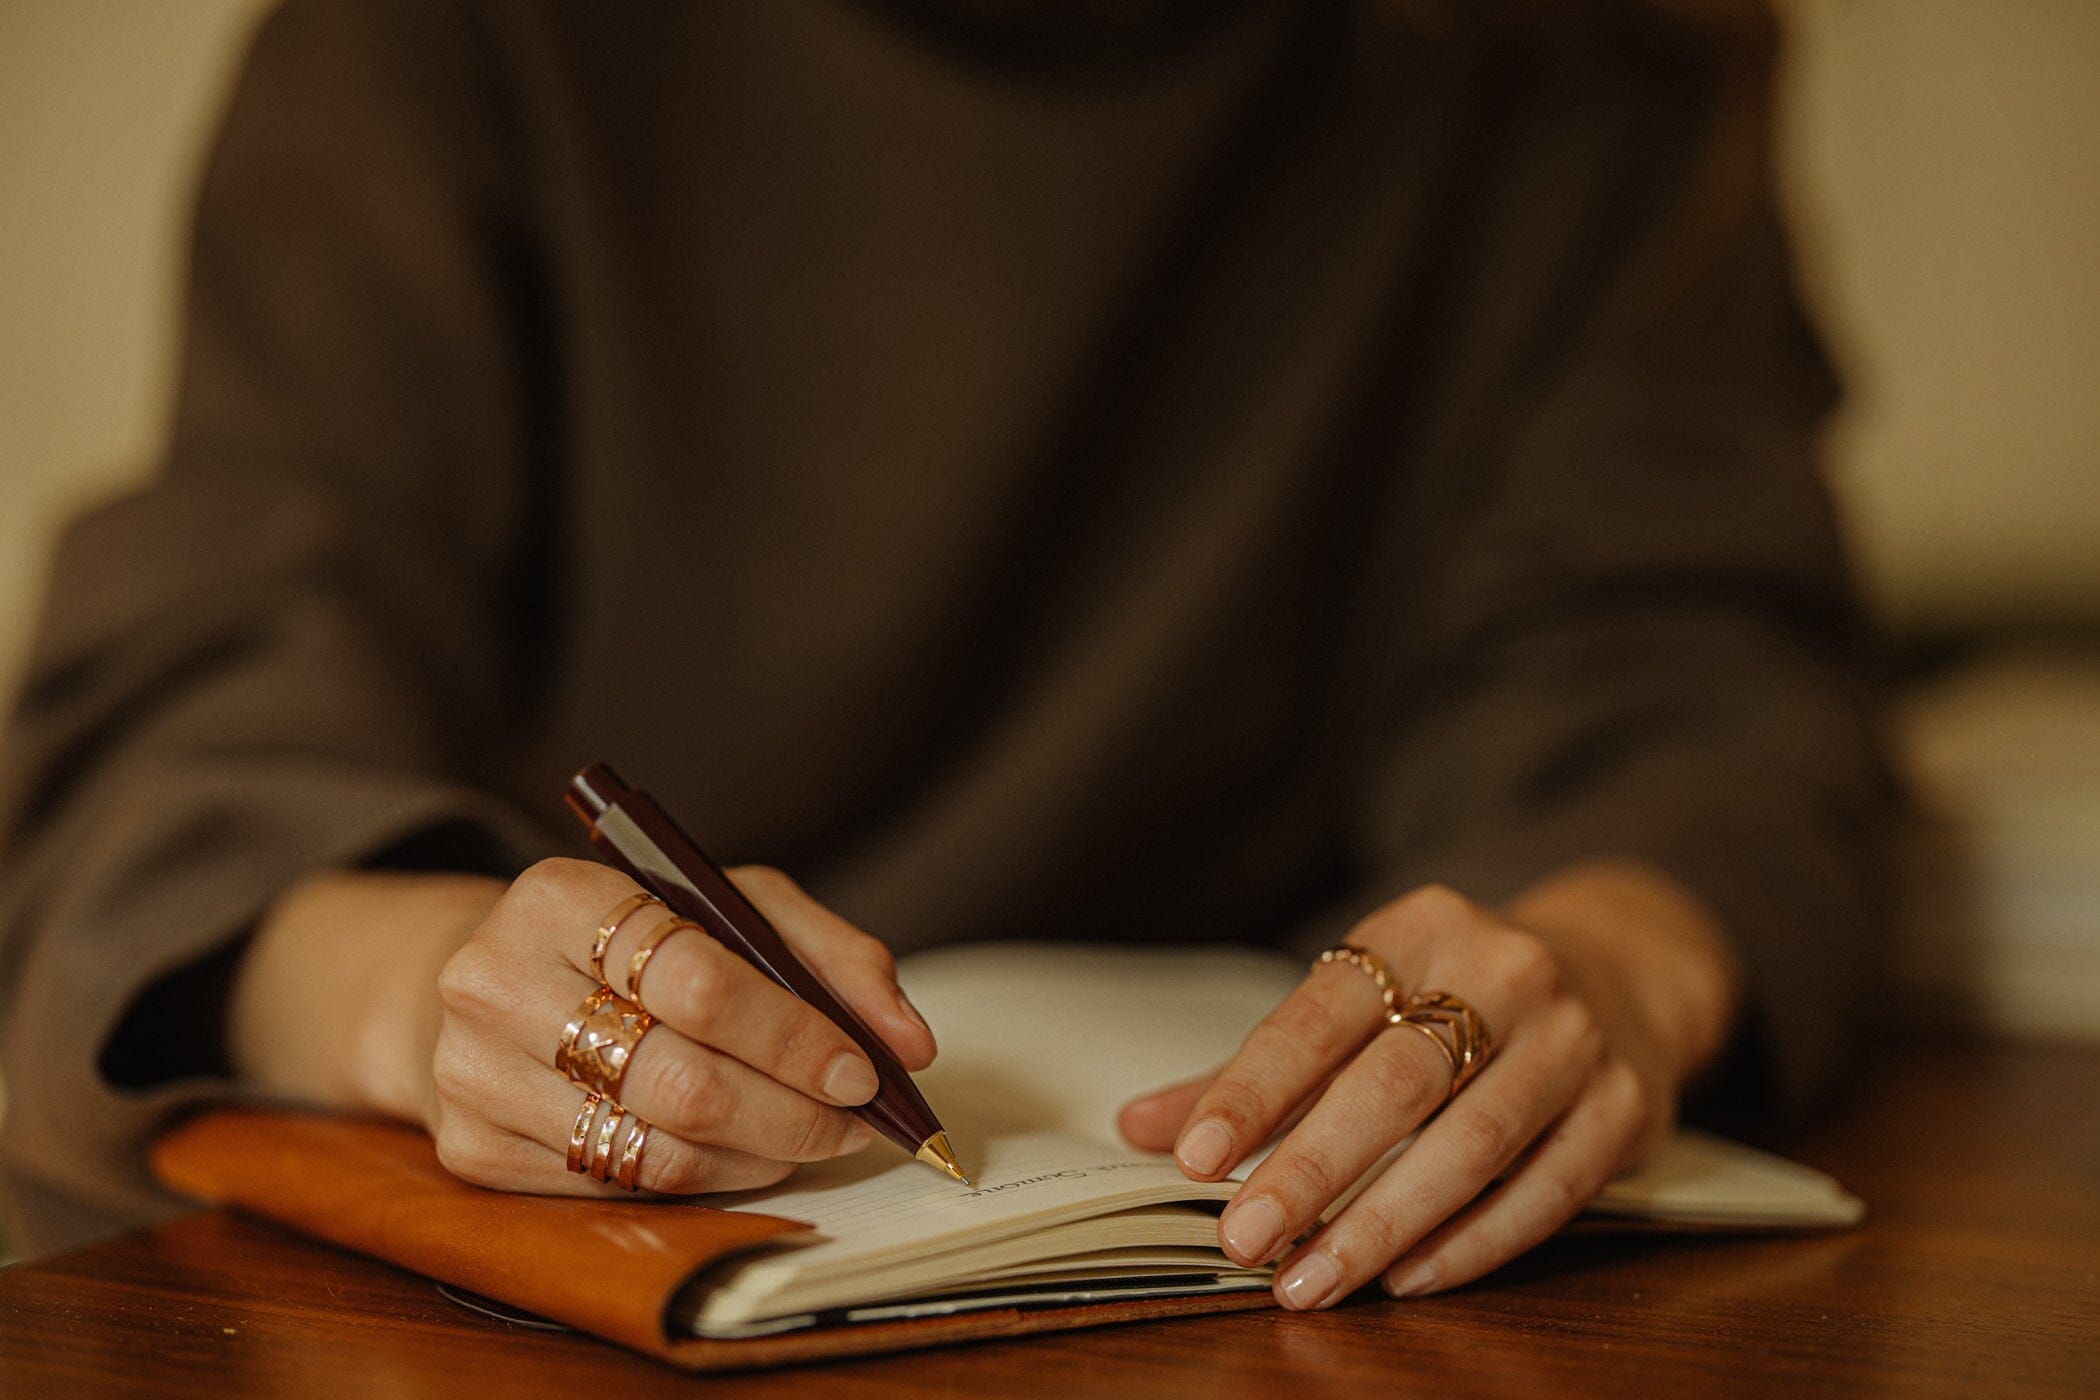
[563,761,969,1185]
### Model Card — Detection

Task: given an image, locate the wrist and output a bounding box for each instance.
[1503,859,1742,1090]
[230,869,504,1122]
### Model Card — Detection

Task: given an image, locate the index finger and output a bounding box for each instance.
[530,860,883,1109]
[1169,958,1391,1180]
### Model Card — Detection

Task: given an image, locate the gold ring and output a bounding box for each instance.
[590,891,663,986]
[1315,944,1400,1016]
[566,1090,604,1174]
[625,917,699,1008]
[555,987,656,1100]
[589,1104,627,1182]
[1388,991,1493,1101]
[616,1117,652,1192]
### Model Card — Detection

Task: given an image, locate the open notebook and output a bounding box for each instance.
[671,943,1865,1338]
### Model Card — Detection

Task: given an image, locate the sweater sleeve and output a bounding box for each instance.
[1325,11,1896,1130]
[0,1,564,1254]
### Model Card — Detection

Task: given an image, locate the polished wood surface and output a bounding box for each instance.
[3,1040,2097,1397]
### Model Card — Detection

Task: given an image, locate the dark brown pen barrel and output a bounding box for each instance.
[564,763,942,1160]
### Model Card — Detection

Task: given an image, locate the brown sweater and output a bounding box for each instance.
[0,0,1890,1255]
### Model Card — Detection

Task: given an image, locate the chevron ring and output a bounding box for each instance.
[1387,991,1493,1102]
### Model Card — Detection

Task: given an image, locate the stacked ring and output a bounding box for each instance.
[625,917,700,1009]
[616,1118,652,1191]
[590,1103,627,1181]
[567,1090,604,1174]
[589,891,663,986]
[564,1091,654,1192]
[1312,945,1495,1104]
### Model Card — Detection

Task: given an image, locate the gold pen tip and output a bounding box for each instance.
[916,1132,970,1187]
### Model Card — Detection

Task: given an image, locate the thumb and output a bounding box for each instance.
[1117,1070,1218,1151]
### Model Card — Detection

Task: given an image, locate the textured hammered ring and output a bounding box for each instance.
[555,986,656,1100]
[1388,991,1494,1102]
[566,1090,605,1175]
[615,1117,652,1191]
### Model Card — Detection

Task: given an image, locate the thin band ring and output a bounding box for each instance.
[589,1104,627,1183]
[590,891,663,986]
[566,1090,604,1174]
[616,1117,652,1192]
[625,917,700,1009]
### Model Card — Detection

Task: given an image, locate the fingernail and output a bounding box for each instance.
[895,990,933,1041]
[1278,1249,1342,1311]
[1176,1119,1234,1177]
[1221,1197,1284,1263]
[823,1053,878,1105]
[839,1119,877,1153]
[1386,1259,1438,1297]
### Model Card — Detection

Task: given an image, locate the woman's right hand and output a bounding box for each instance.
[231,857,935,1195]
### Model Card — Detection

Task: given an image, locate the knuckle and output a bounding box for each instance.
[1342,1207,1406,1270]
[1275,995,1360,1057]
[514,856,596,907]
[1597,1058,1650,1134]
[1446,1103,1522,1170]
[1202,1075,1270,1138]
[784,1105,840,1163]
[852,932,897,980]
[671,945,732,1030]
[1533,1163,1585,1222]
[768,1011,833,1083]
[1270,1144,1344,1209]
[435,946,500,1020]
[1358,1040,1435,1110]
[1548,995,1603,1063]
[650,1052,728,1135]
[428,1040,479,1105]
[1484,930,1560,1002]
[1406,882,1475,923]
[433,1129,501,1187]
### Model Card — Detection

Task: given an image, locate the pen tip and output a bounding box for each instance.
[916,1131,970,1186]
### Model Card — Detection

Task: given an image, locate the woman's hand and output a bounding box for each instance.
[1116,861,1741,1307]
[231,857,934,1195]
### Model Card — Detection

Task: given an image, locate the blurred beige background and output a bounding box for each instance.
[2,0,2097,1036]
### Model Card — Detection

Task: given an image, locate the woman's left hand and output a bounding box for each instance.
[1116,862,1741,1308]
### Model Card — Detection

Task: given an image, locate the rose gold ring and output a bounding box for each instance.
[616,1117,652,1192]
[625,917,700,1009]
[589,1104,627,1182]
[566,1090,605,1174]
[590,891,663,986]
[555,987,656,1100]
[1315,944,1400,1018]
[1387,991,1493,1102]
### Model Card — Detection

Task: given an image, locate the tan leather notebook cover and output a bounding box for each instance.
[150,1108,1274,1371]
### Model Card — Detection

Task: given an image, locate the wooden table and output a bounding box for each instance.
[3,1040,2096,1398]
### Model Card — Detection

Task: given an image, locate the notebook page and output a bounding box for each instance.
[694,1132,1235,1326]
[899,942,1301,1144]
